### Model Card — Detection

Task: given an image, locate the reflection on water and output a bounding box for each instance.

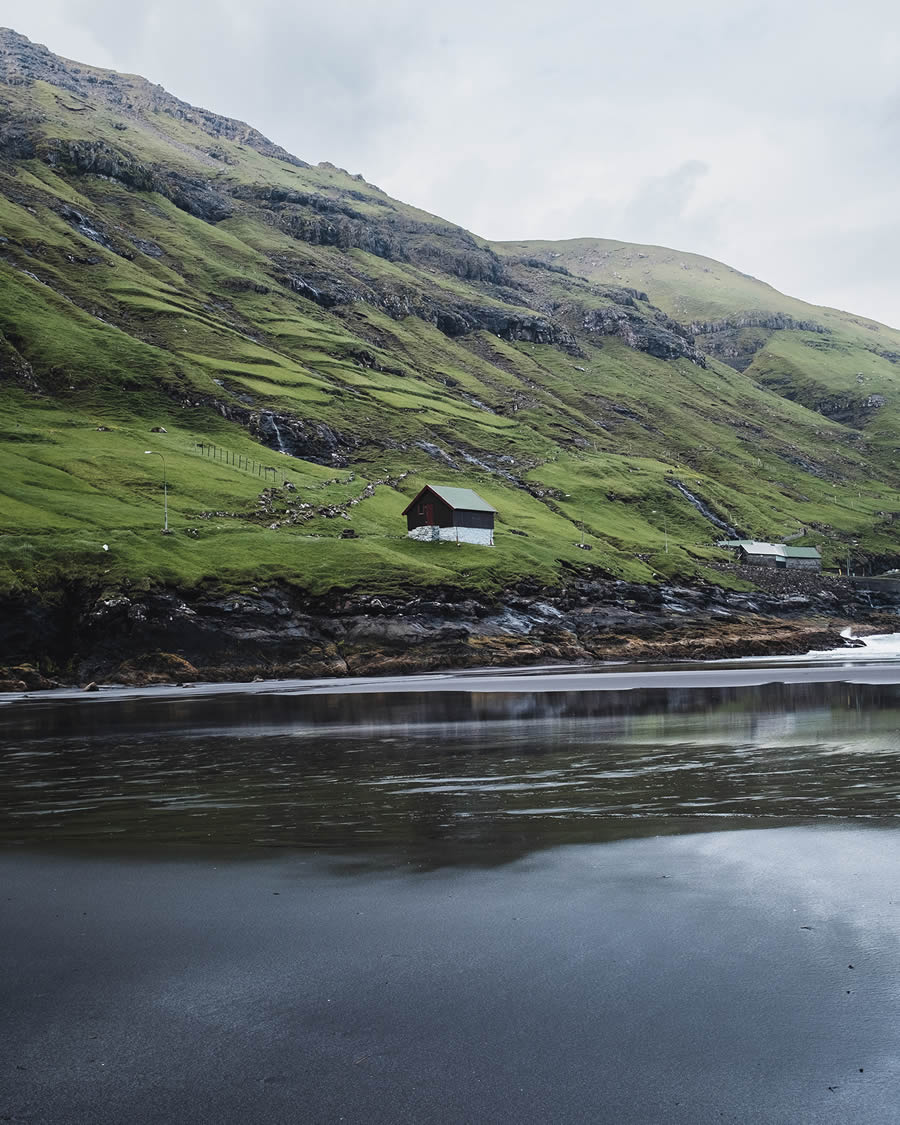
[2,679,900,858]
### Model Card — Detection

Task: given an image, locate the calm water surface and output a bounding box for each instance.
[3,650,900,1122]
[2,670,900,853]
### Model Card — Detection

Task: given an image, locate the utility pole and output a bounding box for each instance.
[145,450,168,531]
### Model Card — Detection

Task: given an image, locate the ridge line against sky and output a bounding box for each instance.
[4,0,900,328]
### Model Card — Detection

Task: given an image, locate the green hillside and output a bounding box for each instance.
[495,237,900,466]
[1,28,898,603]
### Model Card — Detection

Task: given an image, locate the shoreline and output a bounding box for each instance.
[3,635,900,705]
[2,568,898,692]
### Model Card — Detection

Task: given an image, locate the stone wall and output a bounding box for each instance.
[407,525,494,546]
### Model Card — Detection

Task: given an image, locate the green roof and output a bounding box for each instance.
[427,485,497,512]
[780,546,821,559]
[403,484,497,514]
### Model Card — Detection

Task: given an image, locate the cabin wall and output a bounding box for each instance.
[406,492,454,531]
[453,509,494,529]
[785,557,821,570]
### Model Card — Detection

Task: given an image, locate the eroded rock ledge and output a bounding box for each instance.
[1,571,896,689]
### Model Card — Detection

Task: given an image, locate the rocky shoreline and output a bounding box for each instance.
[2,567,898,691]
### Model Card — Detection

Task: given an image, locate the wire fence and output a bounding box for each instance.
[195,441,293,483]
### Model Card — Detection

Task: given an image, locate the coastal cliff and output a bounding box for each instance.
[2,568,896,688]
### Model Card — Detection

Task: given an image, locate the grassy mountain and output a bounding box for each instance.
[1,27,899,605]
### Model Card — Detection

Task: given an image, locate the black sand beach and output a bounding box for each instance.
[3,651,900,1122]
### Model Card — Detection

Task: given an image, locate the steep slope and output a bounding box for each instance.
[1,26,899,627]
[495,238,900,469]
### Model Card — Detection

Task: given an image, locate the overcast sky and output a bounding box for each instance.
[6,0,900,326]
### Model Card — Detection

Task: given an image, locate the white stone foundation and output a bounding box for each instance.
[408,525,494,546]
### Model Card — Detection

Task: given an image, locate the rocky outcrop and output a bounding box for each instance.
[689,313,828,336]
[42,138,233,223]
[580,304,706,365]
[42,138,157,191]
[2,572,897,688]
[240,181,512,283]
[273,264,582,352]
[0,329,40,389]
[425,302,581,352]
[0,113,37,159]
[158,378,359,464]
[250,410,352,464]
[276,269,363,308]
[0,27,308,168]
[690,314,828,370]
[162,171,233,222]
[760,376,889,427]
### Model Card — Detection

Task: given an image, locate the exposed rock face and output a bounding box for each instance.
[43,139,157,191]
[0,27,308,168]
[760,378,889,427]
[429,303,580,352]
[0,329,39,388]
[689,315,828,370]
[42,139,233,223]
[690,313,828,336]
[2,573,896,687]
[239,182,511,281]
[580,305,706,365]
[278,272,360,308]
[250,411,351,464]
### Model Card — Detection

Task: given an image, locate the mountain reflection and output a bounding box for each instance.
[2,681,899,866]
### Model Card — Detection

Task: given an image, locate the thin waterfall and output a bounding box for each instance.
[266,412,288,454]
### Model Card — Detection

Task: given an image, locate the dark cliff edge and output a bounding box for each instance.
[1,571,897,690]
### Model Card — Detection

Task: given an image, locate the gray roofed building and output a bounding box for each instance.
[735,541,822,570]
[402,483,497,546]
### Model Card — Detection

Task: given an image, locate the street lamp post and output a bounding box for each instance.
[145,450,168,531]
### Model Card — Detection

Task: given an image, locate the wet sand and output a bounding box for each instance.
[3,828,900,1124]
[3,651,900,1122]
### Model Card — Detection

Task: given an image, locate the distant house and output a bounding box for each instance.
[735,541,822,571]
[402,484,496,546]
